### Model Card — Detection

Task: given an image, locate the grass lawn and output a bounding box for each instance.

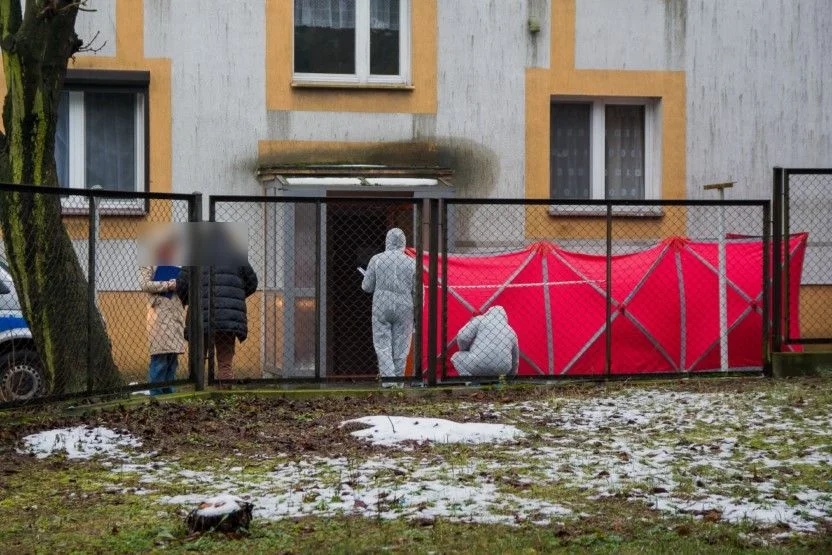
[1,377,830,553]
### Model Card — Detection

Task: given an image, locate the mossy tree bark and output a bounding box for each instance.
[0,0,120,393]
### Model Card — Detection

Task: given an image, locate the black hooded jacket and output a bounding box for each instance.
[177,265,258,341]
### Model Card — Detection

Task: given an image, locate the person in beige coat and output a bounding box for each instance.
[139,235,185,395]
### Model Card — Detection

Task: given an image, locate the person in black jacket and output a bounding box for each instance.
[176,249,258,382]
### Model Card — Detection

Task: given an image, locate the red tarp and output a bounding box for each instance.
[412,234,807,377]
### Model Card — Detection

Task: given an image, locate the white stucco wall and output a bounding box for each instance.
[575,0,685,71]
[685,0,832,200]
[145,0,267,201]
[574,0,831,201]
[76,0,117,58]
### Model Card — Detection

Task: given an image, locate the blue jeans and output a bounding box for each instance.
[148,353,179,395]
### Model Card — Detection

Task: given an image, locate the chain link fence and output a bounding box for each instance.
[778,169,832,345]
[209,196,424,386]
[1,186,778,406]
[438,199,770,381]
[0,184,200,406]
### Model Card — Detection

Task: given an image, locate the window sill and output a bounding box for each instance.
[291,80,414,91]
[548,205,664,218]
[61,200,148,217]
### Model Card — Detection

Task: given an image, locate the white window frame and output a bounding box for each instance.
[292,0,411,86]
[550,96,662,215]
[60,89,146,214]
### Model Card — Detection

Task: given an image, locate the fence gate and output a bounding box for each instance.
[774,168,832,348]
[208,195,425,385]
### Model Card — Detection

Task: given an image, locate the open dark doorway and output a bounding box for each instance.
[326,200,414,377]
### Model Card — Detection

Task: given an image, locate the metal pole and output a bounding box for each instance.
[704,182,734,371]
[782,170,791,340]
[86,188,99,394]
[426,198,439,387]
[605,202,612,377]
[91,186,102,310]
[717,188,728,371]
[440,199,448,382]
[314,200,322,381]
[206,199,215,385]
[762,200,771,375]
[189,193,205,391]
[413,200,424,382]
[772,168,783,354]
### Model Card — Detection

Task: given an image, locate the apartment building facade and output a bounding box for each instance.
[1,0,830,377]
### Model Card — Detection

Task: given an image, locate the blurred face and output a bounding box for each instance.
[156,238,176,264]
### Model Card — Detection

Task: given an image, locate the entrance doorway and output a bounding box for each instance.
[325,200,415,377]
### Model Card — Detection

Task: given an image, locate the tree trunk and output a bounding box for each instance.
[0,0,121,394]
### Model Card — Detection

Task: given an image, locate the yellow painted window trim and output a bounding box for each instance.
[266,0,437,114]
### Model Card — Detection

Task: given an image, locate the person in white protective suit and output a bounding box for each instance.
[361,228,416,380]
[451,306,519,377]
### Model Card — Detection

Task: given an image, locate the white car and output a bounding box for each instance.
[0,257,46,401]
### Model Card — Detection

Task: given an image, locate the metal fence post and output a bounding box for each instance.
[426,198,439,386]
[314,199,322,381]
[413,200,424,382]
[772,168,783,354]
[762,200,772,375]
[189,192,205,391]
[782,170,792,341]
[440,198,448,382]
[605,202,613,377]
[206,199,215,385]
[86,188,100,394]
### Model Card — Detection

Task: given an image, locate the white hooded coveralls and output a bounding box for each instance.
[362,228,416,378]
[451,306,519,377]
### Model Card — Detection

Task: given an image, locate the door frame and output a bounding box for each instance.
[262,179,454,379]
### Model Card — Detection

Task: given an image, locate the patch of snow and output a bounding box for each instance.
[18,426,141,460]
[650,494,823,533]
[157,455,568,526]
[192,494,246,518]
[24,386,832,535]
[342,416,524,446]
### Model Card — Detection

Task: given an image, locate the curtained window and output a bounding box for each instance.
[605,105,645,200]
[370,0,400,75]
[294,0,409,83]
[294,0,357,75]
[85,93,138,192]
[55,89,145,193]
[550,98,655,201]
[550,103,591,199]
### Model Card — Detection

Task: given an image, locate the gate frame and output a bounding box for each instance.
[208,194,426,386]
[775,167,832,345]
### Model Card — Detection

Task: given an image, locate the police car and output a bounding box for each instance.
[0,257,46,401]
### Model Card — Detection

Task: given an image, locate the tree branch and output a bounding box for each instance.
[37,0,91,20]
[77,29,105,54]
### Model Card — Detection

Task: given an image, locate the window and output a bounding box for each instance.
[293,0,410,85]
[54,70,149,213]
[550,98,658,202]
[56,89,145,193]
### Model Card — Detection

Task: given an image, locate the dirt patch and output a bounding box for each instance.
[0,377,824,459]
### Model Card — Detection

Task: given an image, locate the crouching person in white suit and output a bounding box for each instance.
[362,228,416,384]
[451,306,519,377]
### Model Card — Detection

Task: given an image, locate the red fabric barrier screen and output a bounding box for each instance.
[413,234,807,377]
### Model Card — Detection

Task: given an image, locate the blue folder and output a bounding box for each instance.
[153,265,180,298]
